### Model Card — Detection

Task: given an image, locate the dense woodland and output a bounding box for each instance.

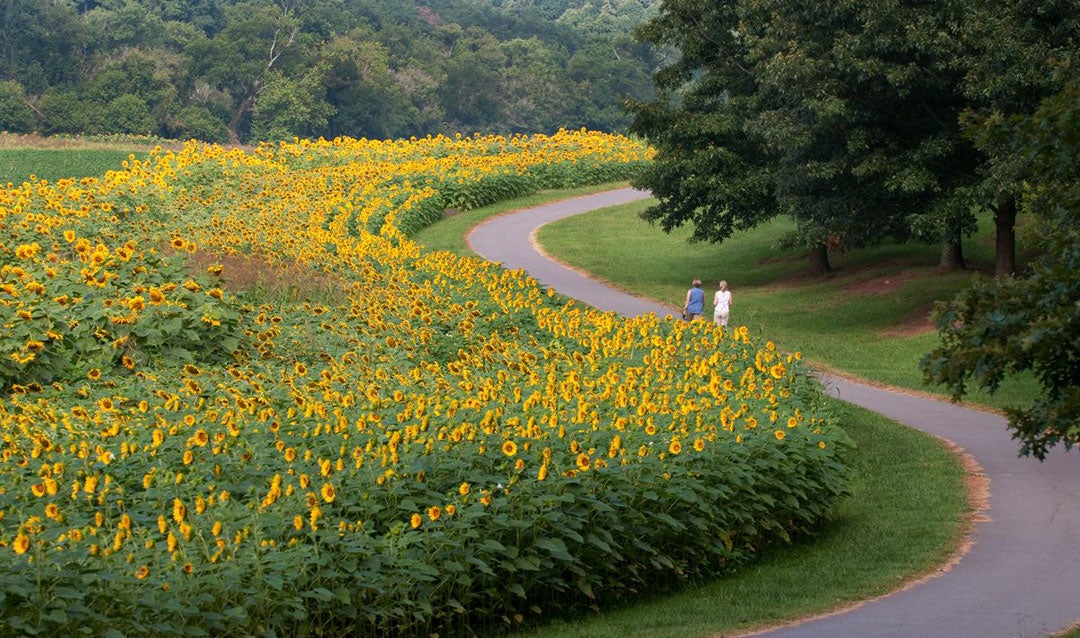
[0,0,660,142]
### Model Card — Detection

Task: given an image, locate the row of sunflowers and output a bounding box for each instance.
[0,130,851,637]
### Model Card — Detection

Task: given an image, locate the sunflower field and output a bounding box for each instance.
[0,130,852,637]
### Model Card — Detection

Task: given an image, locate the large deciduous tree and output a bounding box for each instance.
[186,0,308,143]
[627,0,779,251]
[956,0,1080,277]
[629,0,984,274]
[922,73,1080,459]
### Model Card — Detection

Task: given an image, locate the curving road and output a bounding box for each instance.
[467,187,1080,638]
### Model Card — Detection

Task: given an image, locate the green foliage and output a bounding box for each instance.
[0,149,144,184]
[100,95,157,135]
[0,81,34,133]
[922,74,1080,459]
[250,71,335,142]
[36,90,93,136]
[626,0,779,244]
[630,0,1076,276]
[172,105,231,143]
[629,0,983,263]
[1,0,660,142]
[0,240,244,389]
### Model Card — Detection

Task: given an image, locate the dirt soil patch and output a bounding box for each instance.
[878,305,937,338]
[844,267,935,296]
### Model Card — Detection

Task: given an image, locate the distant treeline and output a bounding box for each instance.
[0,0,660,143]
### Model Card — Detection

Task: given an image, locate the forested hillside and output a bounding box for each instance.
[0,0,660,143]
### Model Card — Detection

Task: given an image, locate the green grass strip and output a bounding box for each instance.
[411,182,633,256]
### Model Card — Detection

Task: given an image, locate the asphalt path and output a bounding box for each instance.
[467,187,1080,638]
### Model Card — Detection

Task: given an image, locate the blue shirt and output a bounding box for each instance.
[687,287,704,314]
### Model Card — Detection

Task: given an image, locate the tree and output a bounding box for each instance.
[101,93,155,134]
[629,0,983,275]
[957,0,1080,277]
[319,28,416,140]
[186,0,308,142]
[498,37,568,133]
[83,0,167,49]
[250,69,333,141]
[37,87,91,134]
[439,26,507,129]
[171,104,229,142]
[567,37,654,131]
[627,0,780,251]
[0,79,33,131]
[81,48,182,135]
[921,73,1080,460]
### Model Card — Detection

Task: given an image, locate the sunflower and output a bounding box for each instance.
[576,452,591,471]
[427,506,442,522]
[13,533,31,555]
[320,482,336,503]
[410,513,423,529]
[501,440,517,456]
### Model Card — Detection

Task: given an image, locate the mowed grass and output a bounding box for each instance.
[523,400,969,638]
[536,198,1039,413]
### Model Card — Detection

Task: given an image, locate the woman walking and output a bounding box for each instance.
[713,280,732,327]
[683,278,705,321]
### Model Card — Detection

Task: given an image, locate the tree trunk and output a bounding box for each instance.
[808,243,832,276]
[939,229,965,271]
[228,92,257,144]
[994,196,1017,276]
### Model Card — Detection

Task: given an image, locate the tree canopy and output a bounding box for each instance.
[628,0,1076,275]
[921,71,1080,460]
[0,0,662,142]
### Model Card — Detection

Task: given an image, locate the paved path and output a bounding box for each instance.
[468,187,1080,638]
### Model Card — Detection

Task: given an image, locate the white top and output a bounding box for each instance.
[713,289,731,313]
